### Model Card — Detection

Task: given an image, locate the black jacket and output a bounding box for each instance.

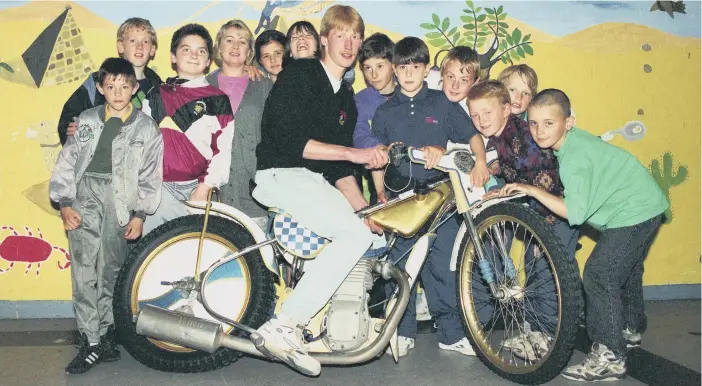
[256,59,357,185]
[57,67,162,145]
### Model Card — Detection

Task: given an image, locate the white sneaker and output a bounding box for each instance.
[438,337,477,356]
[562,343,626,382]
[385,336,415,357]
[623,328,642,348]
[251,315,321,376]
[502,331,552,362]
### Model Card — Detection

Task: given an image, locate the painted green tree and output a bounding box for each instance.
[649,152,688,224]
[420,1,534,79]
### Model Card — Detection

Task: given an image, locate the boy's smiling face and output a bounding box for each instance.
[504,72,533,115]
[468,96,511,138]
[97,75,138,116]
[441,60,476,103]
[171,34,211,79]
[527,104,575,150]
[394,62,429,97]
[117,27,156,69]
[361,57,394,94]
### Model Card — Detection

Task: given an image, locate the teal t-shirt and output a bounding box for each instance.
[555,128,668,230]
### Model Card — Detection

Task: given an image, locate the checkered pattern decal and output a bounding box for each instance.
[271,210,330,258]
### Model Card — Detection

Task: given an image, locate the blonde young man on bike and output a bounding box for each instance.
[250,5,387,376]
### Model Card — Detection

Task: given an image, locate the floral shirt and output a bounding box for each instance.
[487,115,564,223]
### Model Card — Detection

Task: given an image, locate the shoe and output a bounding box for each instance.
[623,328,642,348]
[502,331,552,362]
[561,343,626,382]
[439,337,476,356]
[250,315,321,376]
[385,336,415,357]
[99,325,121,362]
[416,291,432,321]
[65,334,102,374]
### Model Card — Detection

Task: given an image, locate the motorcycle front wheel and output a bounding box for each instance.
[456,202,582,385]
[113,214,275,373]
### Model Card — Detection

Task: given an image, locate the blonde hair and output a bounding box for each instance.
[213,19,255,67]
[320,5,365,42]
[467,79,511,105]
[117,17,158,49]
[498,64,538,96]
[440,46,480,82]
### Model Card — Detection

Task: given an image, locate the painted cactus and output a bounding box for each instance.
[649,152,688,223]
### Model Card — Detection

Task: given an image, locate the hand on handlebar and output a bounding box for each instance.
[471,161,490,187]
[349,145,389,170]
[419,146,445,170]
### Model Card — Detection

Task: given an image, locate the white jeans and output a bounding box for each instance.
[253,168,375,326]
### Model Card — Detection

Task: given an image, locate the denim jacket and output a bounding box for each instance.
[50,105,164,227]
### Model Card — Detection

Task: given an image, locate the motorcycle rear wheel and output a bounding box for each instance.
[456,202,582,385]
[114,214,275,373]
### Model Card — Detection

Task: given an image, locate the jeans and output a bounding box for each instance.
[385,214,465,345]
[584,214,664,358]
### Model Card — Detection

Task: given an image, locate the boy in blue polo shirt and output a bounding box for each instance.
[371,37,489,357]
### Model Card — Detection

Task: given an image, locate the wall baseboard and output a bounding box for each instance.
[1,284,699,319]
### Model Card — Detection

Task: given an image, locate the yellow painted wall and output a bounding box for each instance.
[0,2,699,301]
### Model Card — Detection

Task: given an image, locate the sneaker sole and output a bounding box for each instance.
[438,343,476,356]
[252,334,320,376]
[101,354,121,363]
[562,372,626,382]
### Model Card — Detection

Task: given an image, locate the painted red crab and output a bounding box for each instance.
[0,226,70,276]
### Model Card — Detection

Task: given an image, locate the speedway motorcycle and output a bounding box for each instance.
[114,144,582,385]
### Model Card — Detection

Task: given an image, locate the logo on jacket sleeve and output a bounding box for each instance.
[77,124,94,142]
[194,101,207,117]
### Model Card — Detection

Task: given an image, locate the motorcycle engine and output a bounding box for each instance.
[322,259,374,352]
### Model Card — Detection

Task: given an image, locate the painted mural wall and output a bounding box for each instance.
[0,0,699,302]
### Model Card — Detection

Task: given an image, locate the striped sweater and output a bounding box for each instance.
[142,76,235,188]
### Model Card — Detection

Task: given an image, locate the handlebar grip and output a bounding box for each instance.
[388,143,409,167]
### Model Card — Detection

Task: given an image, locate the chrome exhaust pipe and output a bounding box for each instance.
[135,305,262,357]
[135,261,410,365]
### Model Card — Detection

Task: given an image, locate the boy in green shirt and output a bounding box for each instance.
[500,89,668,382]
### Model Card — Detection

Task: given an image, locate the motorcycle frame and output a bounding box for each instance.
[186,146,524,329]
[137,146,527,361]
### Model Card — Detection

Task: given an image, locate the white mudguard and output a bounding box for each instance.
[404,234,434,286]
[185,201,278,275]
[386,234,434,363]
[448,193,526,272]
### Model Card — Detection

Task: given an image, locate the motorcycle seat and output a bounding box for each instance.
[267,208,388,260]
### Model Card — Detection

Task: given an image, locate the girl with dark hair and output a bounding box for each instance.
[255,30,287,83]
[286,21,320,59]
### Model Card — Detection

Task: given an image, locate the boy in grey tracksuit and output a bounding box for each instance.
[50,58,163,374]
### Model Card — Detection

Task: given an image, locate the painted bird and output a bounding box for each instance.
[650,1,686,18]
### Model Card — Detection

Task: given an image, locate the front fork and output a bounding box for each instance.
[461,213,518,301]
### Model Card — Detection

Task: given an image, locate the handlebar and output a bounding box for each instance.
[388,143,409,167]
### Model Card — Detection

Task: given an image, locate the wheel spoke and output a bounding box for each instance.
[459,207,573,378]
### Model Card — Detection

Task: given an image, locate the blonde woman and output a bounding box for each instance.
[207,20,273,222]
